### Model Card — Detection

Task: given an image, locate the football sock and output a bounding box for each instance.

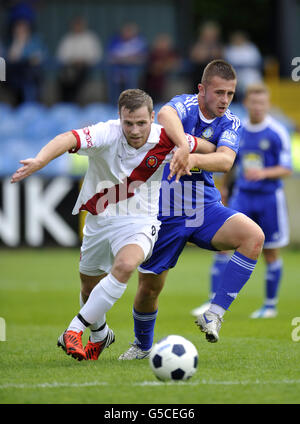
[212,251,257,311]
[68,313,90,333]
[90,322,109,343]
[79,292,85,308]
[133,307,158,351]
[68,273,126,333]
[210,252,231,300]
[208,303,226,318]
[79,292,108,342]
[264,258,283,307]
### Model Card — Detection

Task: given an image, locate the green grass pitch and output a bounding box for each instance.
[0,247,299,404]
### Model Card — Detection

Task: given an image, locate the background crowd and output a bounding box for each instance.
[0,1,264,106]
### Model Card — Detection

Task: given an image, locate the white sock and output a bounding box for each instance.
[78,273,126,326]
[79,292,108,341]
[208,303,226,318]
[79,292,85,308]
[90,322,109,342]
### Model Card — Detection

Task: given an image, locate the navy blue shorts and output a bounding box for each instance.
[139,201,238,274]
[229,188,289,249]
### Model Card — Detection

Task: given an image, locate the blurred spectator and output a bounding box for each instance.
[5,19,47,105]
[189,21,223,91]
[143,33,180,103]
[6,0,37,38]
[106,22,148,104]
[0,39,5,84]
[224,31,263,102]
[0,38,4,57]
[56,17,103,103]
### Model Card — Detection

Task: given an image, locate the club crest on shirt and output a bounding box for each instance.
[202,127,214,139]
[146,155,158,168]
[259,139,270,150]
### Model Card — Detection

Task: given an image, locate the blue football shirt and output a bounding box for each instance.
[159,93,242,220]
[234,115,292,193]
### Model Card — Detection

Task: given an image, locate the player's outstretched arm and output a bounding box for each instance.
[194,137,216,154]
[244,165,292,181]
[11,131,77,183]
[187,145,236,174]
[158,105,190,181]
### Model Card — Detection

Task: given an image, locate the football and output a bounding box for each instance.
[149,335,198,381]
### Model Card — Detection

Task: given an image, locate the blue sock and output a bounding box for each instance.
[210,253,231,300]
[213,251,257,310]
[133,308,158,350]
[265,259,283,307]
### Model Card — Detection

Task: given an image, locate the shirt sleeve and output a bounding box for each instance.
[165,95,189,122]
[218,118,242,153]
[277,127,293,169]
[69,121,111,155]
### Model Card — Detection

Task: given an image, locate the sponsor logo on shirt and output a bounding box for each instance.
[83,127,93,148]
[242,152,263,170]
[190,167,202,173]
[175,102,187,118]
[220,129,237,145]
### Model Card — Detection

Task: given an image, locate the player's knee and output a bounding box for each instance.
[80,274,102,299]
[248,226,265,258]
[254,226,265,248]
[113,257,138,279]
[263,249,279,264]
[139,282,161,300]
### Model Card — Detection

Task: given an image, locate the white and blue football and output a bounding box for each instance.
[149,335,198,381]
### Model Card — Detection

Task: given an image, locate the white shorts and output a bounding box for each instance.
[79,214,160,276]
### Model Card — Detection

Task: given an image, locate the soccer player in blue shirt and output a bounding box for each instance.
[119,60,265,360]
[192,83,292,319]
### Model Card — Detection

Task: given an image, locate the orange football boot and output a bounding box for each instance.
[84,328,115,360]
[57,330,86,361]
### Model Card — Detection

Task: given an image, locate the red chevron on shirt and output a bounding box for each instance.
[79,128,175,215]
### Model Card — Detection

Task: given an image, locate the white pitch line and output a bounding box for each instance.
[0,379,300,390]
[135,379,300,386]
[0,381,108,390]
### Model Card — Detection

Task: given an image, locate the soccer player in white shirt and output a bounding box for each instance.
[11,89,209,361]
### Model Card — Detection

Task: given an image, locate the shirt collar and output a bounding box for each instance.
[199,107,217,124]
[244,115,271,132]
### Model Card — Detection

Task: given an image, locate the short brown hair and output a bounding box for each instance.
[244,83,270,98]
[201,59,237,86]
[118,89,153,115]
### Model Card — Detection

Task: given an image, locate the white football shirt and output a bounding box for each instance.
[70,119,197,220]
